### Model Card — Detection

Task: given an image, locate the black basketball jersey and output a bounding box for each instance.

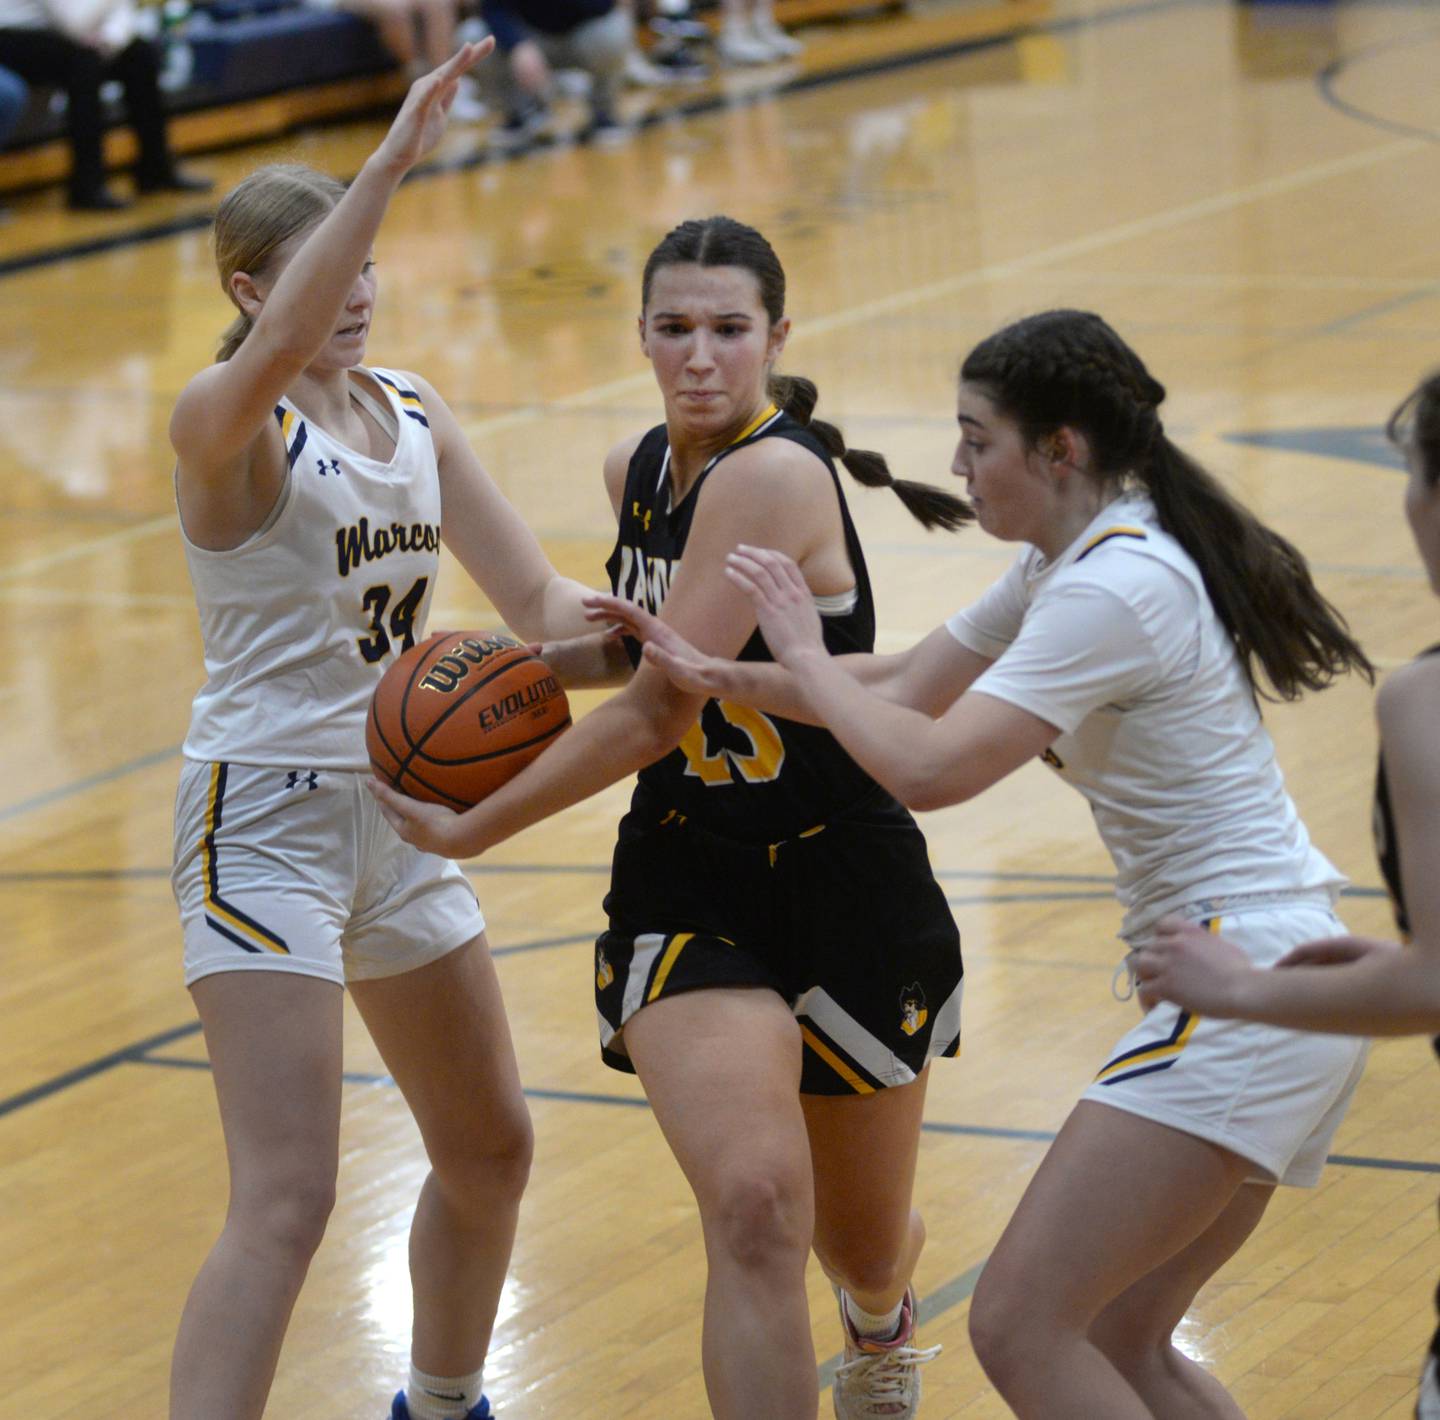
[1373,643,1440,939]
[1372,644,1440,1074]
[603,406,884,842]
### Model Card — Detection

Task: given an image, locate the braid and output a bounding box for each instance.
[963,309,1372,700]
[769,373,973,533]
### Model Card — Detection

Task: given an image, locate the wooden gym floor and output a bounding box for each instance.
[3,0,1439,1414]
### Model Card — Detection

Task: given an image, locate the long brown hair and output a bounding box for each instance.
[961,309,1373,700]
[641,217,972,532]
[212,164,346,362]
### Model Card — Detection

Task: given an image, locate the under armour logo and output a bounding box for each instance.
[631,500,652,532]
[285,771,319,791]
[316,458,341,477]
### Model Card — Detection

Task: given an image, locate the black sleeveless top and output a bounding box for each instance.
[603,408,885,843]
[1373,643,1440,940]
[1373,645,1440,1362]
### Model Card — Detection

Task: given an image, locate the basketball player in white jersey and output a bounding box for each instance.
[585,309,1377,1418]
[167,44,597,1420]
[1134,370,1440,1420]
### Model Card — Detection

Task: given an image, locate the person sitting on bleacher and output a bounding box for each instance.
[313,0,460,77]
[473,0,631,147]
[0,0,211,209]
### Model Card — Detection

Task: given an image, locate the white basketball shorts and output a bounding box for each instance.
[1082,898,1369,1187]
[172,759,485,987]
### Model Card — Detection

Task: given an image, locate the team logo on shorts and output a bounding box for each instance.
[899,983,928,1036]
[596,946,614,991]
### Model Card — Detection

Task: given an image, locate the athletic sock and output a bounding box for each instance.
[405,1365,486,1420]
[844,1292,906,1343]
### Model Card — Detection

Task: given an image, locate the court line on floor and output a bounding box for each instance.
[6,1005,1434,1178]
[1316,23,1440,146]
[0,857,1392,901]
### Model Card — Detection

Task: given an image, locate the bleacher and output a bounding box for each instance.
[1,0,408,196]
[0,0,904,197]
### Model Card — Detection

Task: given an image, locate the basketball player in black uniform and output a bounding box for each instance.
[373,216,967,1419]
[1134,371,1440,1419]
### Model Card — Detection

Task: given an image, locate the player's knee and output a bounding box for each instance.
[824,1245,904,1300]
[817,1207,921,1297]
[706,1163,810,1271]
[968,1268,1042,1387]
[231,1169,337,1264]
[429,1098,534,1206]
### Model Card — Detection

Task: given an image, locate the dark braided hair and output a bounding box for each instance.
[961,309,1373,701]
[1387,371,1440,486]
[641,217,972,533]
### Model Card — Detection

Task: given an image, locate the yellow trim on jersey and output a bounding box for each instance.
[280,408,297,445]
[732,402,780,447]
[647,932,693,1002]
[799,1025,875,1095]
[199,765,289,955]
[1093,1010,1199,1082]
[1077,525,1148,559]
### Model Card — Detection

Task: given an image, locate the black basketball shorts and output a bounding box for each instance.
[594,790,963,1095]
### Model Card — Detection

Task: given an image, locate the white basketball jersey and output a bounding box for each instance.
[180,367,441,770]
[946,495,1344,938]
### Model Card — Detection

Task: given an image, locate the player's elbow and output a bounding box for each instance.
[888,760,974,814]
[895,777,952,814]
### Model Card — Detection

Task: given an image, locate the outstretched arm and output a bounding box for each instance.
[171,44,492,476]
[170,44,493,548]
[415,372,598,643]
[720,545,1057,809]
[581,593,991,725]
[368,442,841,854]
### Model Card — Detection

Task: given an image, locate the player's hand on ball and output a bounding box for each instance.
[724,545,825,668]
[1133,916,1254,1015]
[368,778,471,856]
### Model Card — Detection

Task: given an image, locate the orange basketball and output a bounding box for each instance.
[367,631,571,809]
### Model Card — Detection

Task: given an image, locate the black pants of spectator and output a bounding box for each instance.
[0,30,178,203]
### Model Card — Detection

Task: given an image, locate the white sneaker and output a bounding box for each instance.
[448,76,489,123]
[752,16,803,57]
[625,48,670,86]
[832,1287,941,1420]
[718,24,778,64]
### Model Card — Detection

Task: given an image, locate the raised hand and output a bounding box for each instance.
[374,39,495,174]
[724,544,825,668]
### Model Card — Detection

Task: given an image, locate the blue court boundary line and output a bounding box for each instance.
[5,1005,1438,1176]
[0,0,1199,282]
[1316,22,1440,146]
[0,859,1390,900]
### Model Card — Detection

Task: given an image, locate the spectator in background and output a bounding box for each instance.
[473,0,631,146]
[0,63,28,144]
[0,0,211,209]
[319,0,460,76]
